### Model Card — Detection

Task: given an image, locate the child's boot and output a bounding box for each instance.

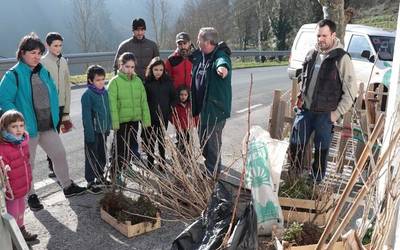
[20,226,38,242]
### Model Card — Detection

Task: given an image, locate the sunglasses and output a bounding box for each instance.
[177,41,188,45]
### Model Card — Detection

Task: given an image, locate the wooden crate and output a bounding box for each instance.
[275,239,370,250]
[100,208,161,238]
[279,197,332,227]
[275,239,345,250]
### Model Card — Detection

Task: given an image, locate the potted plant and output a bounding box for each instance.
[278,175,334,226]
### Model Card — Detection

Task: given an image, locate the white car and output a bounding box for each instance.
[288,23,395,91]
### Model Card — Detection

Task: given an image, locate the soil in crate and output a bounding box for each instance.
[283,222,323,246]
[100,191,158,225]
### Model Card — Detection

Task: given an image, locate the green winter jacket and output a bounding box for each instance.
[191,42,232,126]
[107,72,151,129]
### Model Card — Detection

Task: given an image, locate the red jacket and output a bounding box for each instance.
[0,133,32,199]
[171,102,198,131]
[165,50,192,90]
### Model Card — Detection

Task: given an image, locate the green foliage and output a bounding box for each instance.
[271,9,292,50]
[354,14,397,30]
[232,60,288,70]
[362,227,374,245]
[278,175,314,200]
[283,222,324,245]
[282,222,303,242]
[70,72,114,85]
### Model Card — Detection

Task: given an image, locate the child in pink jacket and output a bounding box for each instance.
[0,110,37,243]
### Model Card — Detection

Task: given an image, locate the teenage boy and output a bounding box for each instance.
[41,32,72,178]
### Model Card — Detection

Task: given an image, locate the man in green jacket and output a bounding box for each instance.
[191,27,232,176]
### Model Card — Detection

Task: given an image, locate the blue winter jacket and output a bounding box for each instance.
[81,87,112,143]
[0,61,59,138]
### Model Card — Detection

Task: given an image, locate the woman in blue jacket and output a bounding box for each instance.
[0,33,86,211]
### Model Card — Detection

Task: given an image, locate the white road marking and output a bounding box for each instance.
[235,104,263,114]
[34,178,57,190]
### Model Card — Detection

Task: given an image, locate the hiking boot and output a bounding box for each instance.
[87,182,103,195]
[63,182,87,198]
[20,226,38,242]
[27,194,44,212]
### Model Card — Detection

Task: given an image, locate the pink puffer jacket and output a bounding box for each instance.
[0,133,32,199]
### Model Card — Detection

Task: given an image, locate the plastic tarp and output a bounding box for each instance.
[244,126,288,235]
[171,180,257,250]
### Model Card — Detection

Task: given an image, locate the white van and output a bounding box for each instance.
[288,24,395,90]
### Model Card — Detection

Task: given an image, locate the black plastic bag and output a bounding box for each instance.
[171,179,257,250]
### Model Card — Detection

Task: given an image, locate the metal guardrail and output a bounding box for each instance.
[0,50,289,76]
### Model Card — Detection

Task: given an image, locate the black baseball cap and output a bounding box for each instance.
[176,32,190,43]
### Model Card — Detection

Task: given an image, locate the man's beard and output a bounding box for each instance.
[179,48,190,57]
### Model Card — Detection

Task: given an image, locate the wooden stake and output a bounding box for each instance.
[325,128,400,249]
[315,114,385,250]
[337,111,352,172]
[270,89,283,139]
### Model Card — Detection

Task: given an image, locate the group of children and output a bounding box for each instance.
[84,52,196,191]
[0,32,197,244]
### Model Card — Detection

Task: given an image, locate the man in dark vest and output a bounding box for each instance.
[289,19,357,182]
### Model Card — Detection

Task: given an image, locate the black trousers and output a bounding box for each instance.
[84,133,108,183]
[110,121,139,177]
[143,121,168,166]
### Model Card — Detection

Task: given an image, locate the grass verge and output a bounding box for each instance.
[70,60,288,85]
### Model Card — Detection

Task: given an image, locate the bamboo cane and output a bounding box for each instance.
[315,114,385,250]
[325,128,400,249]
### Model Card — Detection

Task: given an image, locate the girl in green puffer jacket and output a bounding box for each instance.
[107,52,150,180]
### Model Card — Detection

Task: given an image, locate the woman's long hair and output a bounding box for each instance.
[145,57,169,82]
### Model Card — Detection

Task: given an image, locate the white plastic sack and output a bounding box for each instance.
[243,126,288,235]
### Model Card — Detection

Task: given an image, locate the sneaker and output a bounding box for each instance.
[94,178,112,187]
[27,194,44,212]
[20,226,38,242]
[87,182,103,195]
[48,171,56,178]
[63,182,87,198]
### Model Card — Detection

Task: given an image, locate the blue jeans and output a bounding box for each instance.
[199,120,226,175]
[289,110,333,180]
[85,133,108,183]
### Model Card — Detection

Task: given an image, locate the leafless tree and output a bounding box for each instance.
[147,0,170,49]
[70,0,96,52]
[233,0,257,50]
[318,0,346,42]
[70,0,121,52]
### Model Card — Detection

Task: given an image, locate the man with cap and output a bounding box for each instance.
[113,18,159,80]
[165,32,193,90]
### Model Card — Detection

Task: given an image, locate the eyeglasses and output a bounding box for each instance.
[177,41,188,45]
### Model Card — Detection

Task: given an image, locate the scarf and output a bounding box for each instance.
[1,131,24,145]
[88,83,106,95]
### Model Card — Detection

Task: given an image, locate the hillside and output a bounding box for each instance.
[353,1,398,31]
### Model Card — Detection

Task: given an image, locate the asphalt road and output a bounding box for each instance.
[32,66,290,198]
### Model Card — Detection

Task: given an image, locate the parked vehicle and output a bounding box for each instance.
[288,23,395,90]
